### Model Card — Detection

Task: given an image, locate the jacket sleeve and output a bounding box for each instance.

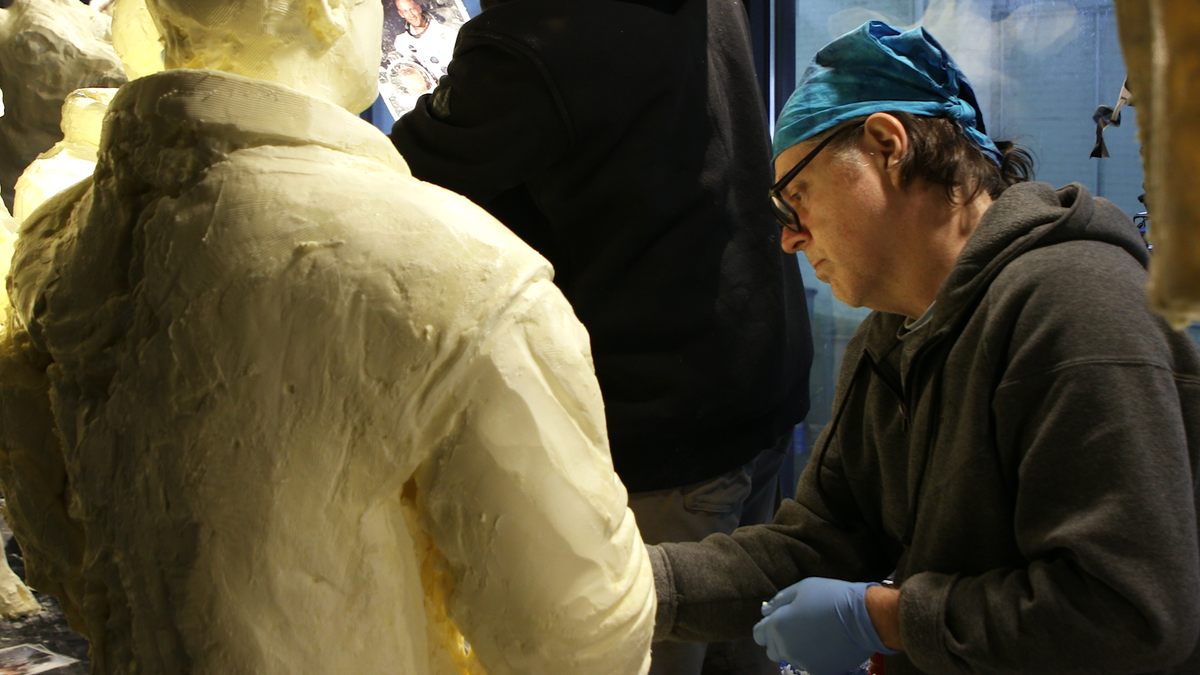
[412,276,655,675]
[900,244,1200,674]
[653,340,896,643]
[389,33,570,204]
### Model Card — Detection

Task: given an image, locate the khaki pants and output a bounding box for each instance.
[628,435,791,675]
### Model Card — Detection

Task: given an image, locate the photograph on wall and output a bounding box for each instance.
[379,0,469,119]
[0,644,79,674]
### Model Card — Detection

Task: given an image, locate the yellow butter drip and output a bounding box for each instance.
[402,478,486,675]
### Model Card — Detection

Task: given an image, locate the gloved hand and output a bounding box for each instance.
[752,577,897,675]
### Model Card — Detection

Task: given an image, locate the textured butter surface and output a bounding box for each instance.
[0,0,124,211]
[0,68,654,675]
[1115,0,1200,327]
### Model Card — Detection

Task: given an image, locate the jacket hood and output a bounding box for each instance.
[939,181,1146,327]
[846,181,1150,546]
[863,181,1148,364]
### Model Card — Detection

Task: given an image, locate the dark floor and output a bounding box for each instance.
[0,533,89,674]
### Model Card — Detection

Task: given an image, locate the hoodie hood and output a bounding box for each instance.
[838,180,1153,547]
[863,181,1148,367]
[937,182,1147,330]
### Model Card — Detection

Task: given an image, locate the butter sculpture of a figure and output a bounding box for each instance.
[0,0,125,211]
[0,138,38,618]
[1114,1,1200,327]
[12,88,113,223]
[12,0,162,223]
[0,84,38,620]
[0,0,655,673]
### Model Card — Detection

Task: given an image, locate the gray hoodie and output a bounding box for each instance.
[652,182,1200,674]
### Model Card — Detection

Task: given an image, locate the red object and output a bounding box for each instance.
[868,653,887,675]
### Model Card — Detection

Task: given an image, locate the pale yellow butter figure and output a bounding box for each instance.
[12,88,113,224]
[0,194,38,620]
[1114,1,1200,327]
[0,0,655,673]
[12,0,163,225]
[0,0,124,211]
[0,0,158,622]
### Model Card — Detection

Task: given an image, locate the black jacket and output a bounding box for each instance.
[391,0,812,491]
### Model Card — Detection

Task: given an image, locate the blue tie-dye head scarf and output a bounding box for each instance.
[773,20,1001,166]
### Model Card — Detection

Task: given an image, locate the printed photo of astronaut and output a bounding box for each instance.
[0,643,79,675]
[379,0,469,119]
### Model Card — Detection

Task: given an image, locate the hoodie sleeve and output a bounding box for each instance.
[653,337,896,643]
[899,240,1200,674]
[652,473,894,643]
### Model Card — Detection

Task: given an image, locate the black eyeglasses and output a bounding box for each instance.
[770,122,864,232]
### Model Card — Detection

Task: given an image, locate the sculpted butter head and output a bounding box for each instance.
[12,0,161,223]
[12,87,113,222]
[144,0,382,112]
[0,0,124,210]
[111,0,163,80]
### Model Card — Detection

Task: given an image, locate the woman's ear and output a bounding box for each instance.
[861,112,908,171]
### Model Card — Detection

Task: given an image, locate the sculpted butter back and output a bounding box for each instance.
[0,1,655,673]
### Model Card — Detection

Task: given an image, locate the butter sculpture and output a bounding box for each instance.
[0,0,655,672]
[1114,1,1200,327]
[0,87,38,620]
[12,89,112,223]
[0,0,125,211]
[0,200,39,620]
[109,0,159,80]
[12,0,162,224]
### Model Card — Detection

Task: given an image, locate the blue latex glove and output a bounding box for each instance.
[752,577,897,675]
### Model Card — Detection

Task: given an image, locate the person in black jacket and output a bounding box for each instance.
[389,1,812,673]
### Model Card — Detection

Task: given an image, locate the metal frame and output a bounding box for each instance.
[745,0,796,127]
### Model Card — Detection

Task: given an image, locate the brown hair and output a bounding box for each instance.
[833,111,1034,204]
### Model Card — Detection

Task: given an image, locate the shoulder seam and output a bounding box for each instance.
[997,357,1183,390]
